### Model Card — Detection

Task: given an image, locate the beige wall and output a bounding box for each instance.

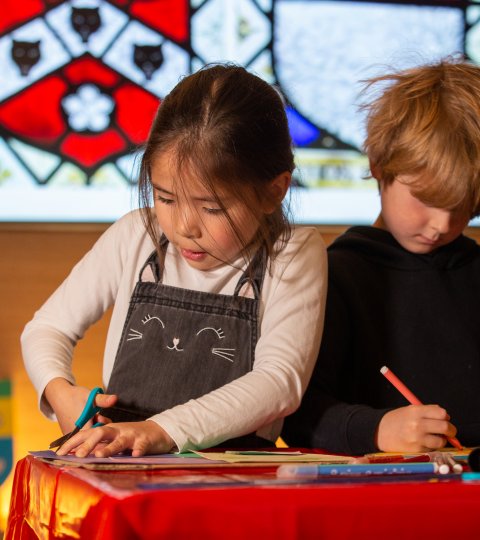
[1,224,111,447]
[0,223,111,526]
[1,222,480,524]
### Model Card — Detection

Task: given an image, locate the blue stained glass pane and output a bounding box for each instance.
[286,107,319,146]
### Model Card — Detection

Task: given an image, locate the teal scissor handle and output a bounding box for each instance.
[75,387,104,429]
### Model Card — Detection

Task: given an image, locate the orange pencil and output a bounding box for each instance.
[380,365,463,450]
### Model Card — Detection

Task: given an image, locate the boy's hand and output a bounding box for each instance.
[44,377,117,434]
[55,420,175,457]
[375,404,457,452]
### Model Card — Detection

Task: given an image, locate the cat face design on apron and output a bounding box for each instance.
[106,236,266,426]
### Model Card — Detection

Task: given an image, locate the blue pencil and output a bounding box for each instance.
[277,462,439,478]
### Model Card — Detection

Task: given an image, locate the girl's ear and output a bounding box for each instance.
[262,171,292,214]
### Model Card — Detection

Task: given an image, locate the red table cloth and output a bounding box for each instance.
[5,455,480,539]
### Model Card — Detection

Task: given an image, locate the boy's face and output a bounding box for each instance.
[376,175,470,254]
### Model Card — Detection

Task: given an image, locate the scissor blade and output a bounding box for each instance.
[49,426,80,449]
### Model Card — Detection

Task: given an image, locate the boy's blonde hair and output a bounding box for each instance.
[362,57,480,217]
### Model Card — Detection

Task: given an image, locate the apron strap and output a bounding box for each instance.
[138,235,169,283]
[140,234,268,299]
[233,246,267,300]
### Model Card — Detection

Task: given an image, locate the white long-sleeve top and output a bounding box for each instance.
[21,210,327,452]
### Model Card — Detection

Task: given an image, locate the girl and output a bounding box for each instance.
[22,64,327,457]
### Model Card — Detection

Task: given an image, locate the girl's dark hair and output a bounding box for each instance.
[138,63,294,265]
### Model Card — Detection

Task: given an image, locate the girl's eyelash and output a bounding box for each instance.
[155,194,223,214]
[156,195,174,205]
[203,207,224,215]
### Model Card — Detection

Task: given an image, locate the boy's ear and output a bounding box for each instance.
[369,160,382,181]
[262,171,292,214]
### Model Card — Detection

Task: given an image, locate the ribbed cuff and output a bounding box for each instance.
[344,406,393,455]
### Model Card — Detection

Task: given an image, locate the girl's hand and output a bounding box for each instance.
[375,404,457,453]
[44,377,117,434]
[55,420,175,457]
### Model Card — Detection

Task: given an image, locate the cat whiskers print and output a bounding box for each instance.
[127,314,163,341]
[197,327,235,363]
[127,315,236,362]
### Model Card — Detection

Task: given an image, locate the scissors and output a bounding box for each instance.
[49,387,105,449]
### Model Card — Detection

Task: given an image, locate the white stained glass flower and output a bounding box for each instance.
[62,84,115,132]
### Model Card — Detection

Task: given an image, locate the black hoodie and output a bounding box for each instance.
[282,226,480,454]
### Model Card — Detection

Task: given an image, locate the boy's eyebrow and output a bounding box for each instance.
[151,182,221,204]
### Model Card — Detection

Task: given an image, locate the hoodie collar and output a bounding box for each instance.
[331,226,479,270]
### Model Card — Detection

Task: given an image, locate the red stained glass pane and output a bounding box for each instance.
[0,77,67,143]
[0,0,44,34]
[129,0,189,42]
[61,130,128,168]
[63,58,120,88]
[114,85,159,145]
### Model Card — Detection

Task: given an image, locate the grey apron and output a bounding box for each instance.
[104,235,273,448]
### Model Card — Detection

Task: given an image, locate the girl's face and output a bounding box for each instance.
[151,149,262,271]
[375,175,470,254]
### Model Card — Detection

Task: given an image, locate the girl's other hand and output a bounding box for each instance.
[375,404,457,453]
[55,420,175,457]
[44,377,117,434]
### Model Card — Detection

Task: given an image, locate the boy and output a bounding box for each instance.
[283,57,480,454]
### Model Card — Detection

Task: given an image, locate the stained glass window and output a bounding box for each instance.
[0,0,474,223]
